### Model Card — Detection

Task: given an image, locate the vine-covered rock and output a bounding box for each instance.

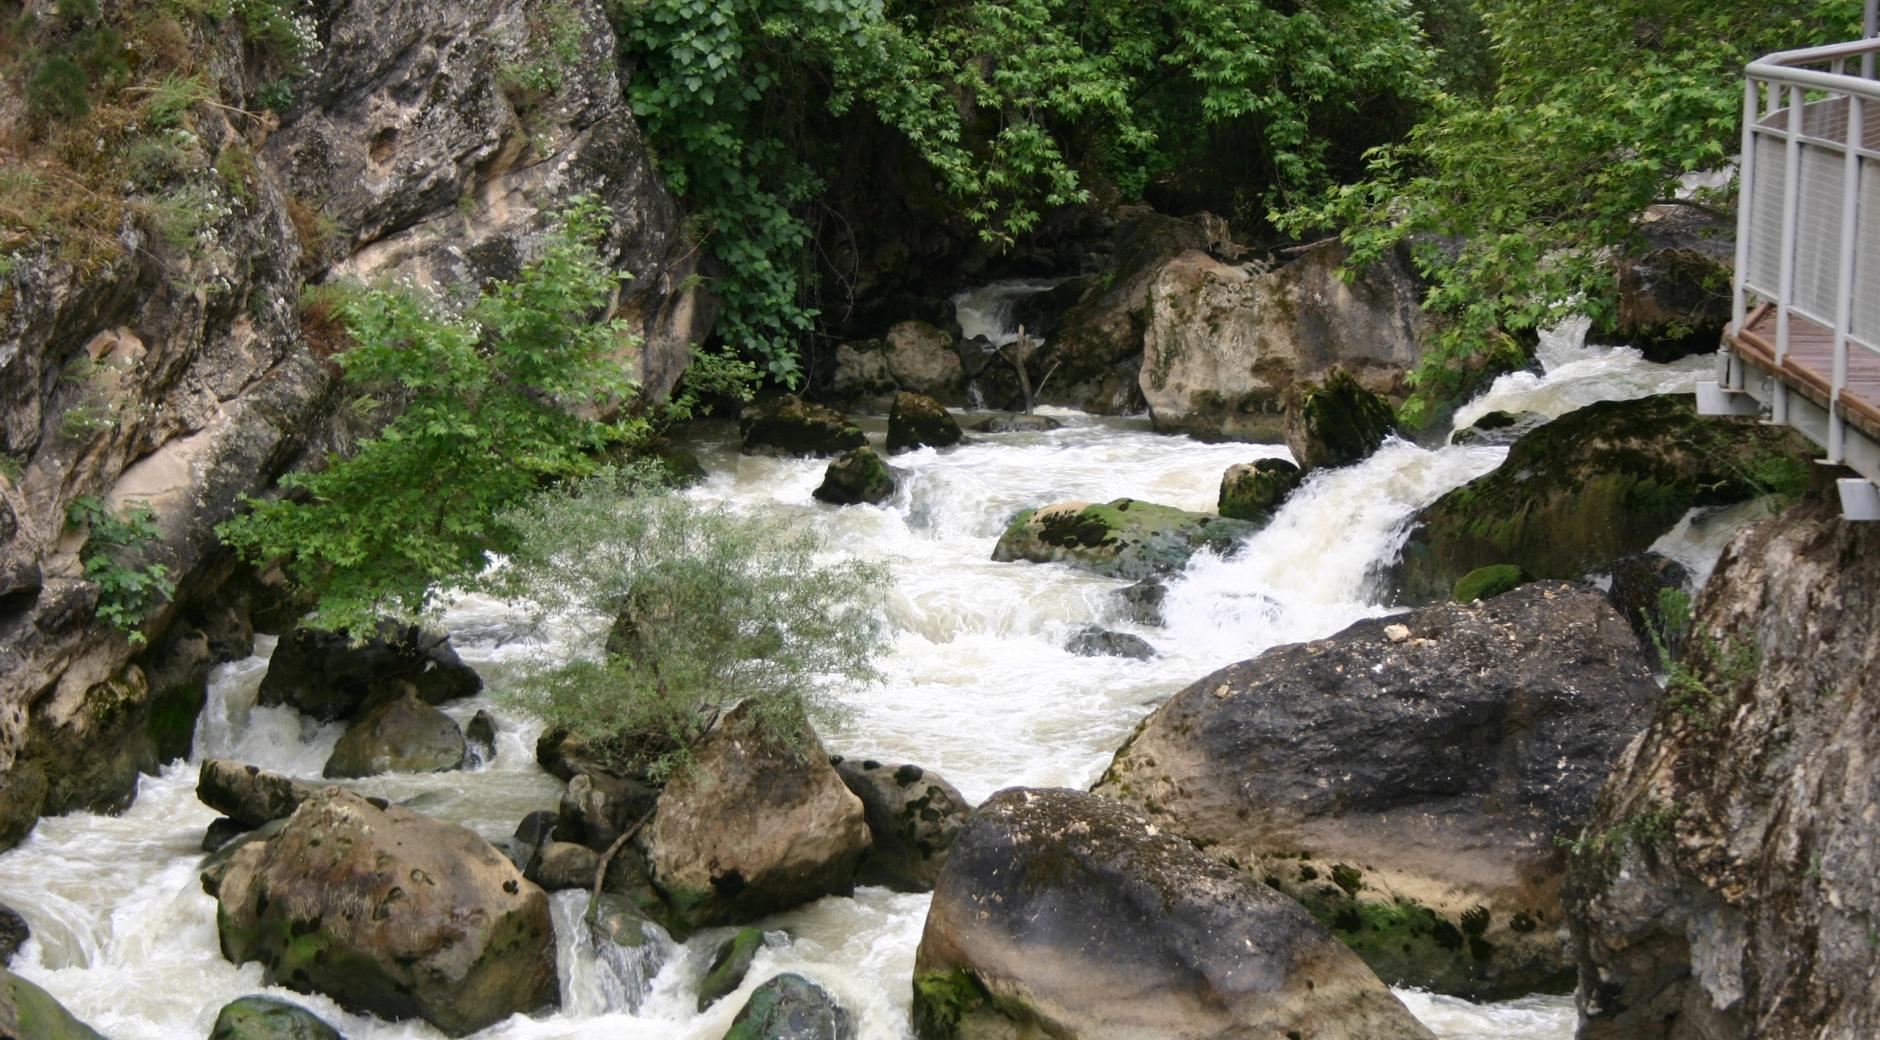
[1284,368,1401,471]
[1391,395,1811,604]
[886,393,963,454]
[207,996,342,1040]
[812,448,896,506]
[992,499,1258,580]
[258,623,481,723]
[834,758,972,892]
[1217,457,1303,522]
[913,787,1433,1039]
[322,687,466,778]
[1095,582,1658,1000]
[740,396,868,458]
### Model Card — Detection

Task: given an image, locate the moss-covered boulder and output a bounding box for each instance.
[1094,583,1659,1000]
[0,967,107,1039]
[698,927,767,1012]
[740,395,867,458]
[1218,457,1304,522]
[1451,409,1546,447]
[1452,564,1534,603]
[212,788,558,1036]
[723,973,853,1040]
[913,788,1433,1040]
[1391,395,1811,604]
[834,758,972,893]
[208,996,342,1040]
[991,499,1260,581]
[812,448,896,506]
[886,392,963,454]
[1285,368,1400,471]
[322,687,465,778]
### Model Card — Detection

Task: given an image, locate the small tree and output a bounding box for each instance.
[487,465,888,778]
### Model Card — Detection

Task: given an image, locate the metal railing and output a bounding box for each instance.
[1731,6,1880,464]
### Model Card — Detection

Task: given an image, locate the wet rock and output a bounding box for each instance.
[515,809,559,849]
[1601,552,1692,655]
[992,499,1259,581]
[740,396,867,458]
[202,816,250,853]
[1450,409,1547,447]
[536,726,617,782]
[527,842,602,891]
[197,759,319,828]
[1095,582,1658,999]
[0,965,108,1039]
[559,771,658,852]
[1064,625,1154,660]
[213,788,557,1036]
[723,973,854,1040]
[586,893,673,1011]
[969,413,1062,434]
[464,709,498,768]
[1452,564,1535,603]
[1566,496,1880,1039]
[208,995,342,1040]
[0,904,26,967]
[698,927,767,1011]
[913,788,1433,1039]
[1111,578,1168,626]
[322,687,466,778]
[1391,395,1812,604]
[200,818,291,899]
[1285,368,1400,471]
[258,623,481,722]
[826,340,897,411]
[642,703,869,931]
[886,393,963,454]
[812,448,896,506]
[883,321,966,403]
[833,759,972,892]
[1217,458,1303,523]
[1609,207,1734,363]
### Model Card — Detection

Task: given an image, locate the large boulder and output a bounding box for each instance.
[724,973,854,1040]
[258,623,481,722]
[1390,395,1812,604]
[198,759,320,828]
[739,396,867,458]
[883,321,966,403]
[912,787,1433,1040]
[1139,239,1424,441]
[212,788,558,1036]
[812,448,896,506]
[1094,582,1659,999]
[641,703,870,930]
[1606,204,1734,363]
[208,996,342,1040]
[0,966,107,1040]
[1285,369,1401,471]
[833,758,972,892]
[1218,457,1303,522]
[322,687,466,778]
[557,770,658,851]
[992,499,1259,580]
[885,393,963,454]
[1566,496,1880,1039]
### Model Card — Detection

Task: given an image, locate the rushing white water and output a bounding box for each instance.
[0,309,1761,1039]
[950,279,1064,348]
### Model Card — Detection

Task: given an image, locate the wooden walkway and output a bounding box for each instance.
[1728,304,1880,438]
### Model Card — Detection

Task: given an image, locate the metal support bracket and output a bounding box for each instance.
[1838,478,1880,521]
[1695,381,1764,417]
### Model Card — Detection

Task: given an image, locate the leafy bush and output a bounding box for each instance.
[217,198,646,632]
[489,464,888,778]
[68,495,174,645]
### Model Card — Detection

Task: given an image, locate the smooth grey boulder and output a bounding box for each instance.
[322,687,466,778]
[833,758,972,892]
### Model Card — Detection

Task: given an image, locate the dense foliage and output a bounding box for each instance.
[68,495,173,645]
[612,0,1438,381]
[1284,0,1869,415]
[489,464,888,777]
[217,200,642,632]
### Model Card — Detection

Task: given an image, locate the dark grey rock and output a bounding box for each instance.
[258,623,481,722]
[834,759,972,892]
[722,973,854,1040]
[1065,625,1154,660]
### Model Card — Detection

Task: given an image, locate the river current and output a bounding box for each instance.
[0,301,1734,1039]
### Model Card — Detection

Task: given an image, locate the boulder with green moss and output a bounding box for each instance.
[208,996,342,1040]
[1452,564,1534,603]
[812,448,896,506]
[698,927,767,1011]
[886,392,963,454]
[991,499,1260,581]
[1285,368,1401,471]
[1391,395,1811,604]
[912,787,1433,1040]
[723,973,853,1040]
[1218,458,1303,522]
[322,686,466,778]
[739,396,867,458]
[0,967,107,1040]
[1094,582,1657,1000]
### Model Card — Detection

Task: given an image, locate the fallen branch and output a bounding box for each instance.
[588,804,658,908]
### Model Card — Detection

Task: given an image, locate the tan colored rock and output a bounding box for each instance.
[883,321,965,401]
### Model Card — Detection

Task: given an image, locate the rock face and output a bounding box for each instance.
[886,392,964,454]
[208,996,342,1040]
[259,624,481,722]
[834,759,972,892]
[1218,458,1303,522]
[213,788,558,1036]
[724,973,854,1040]
[641,704,870,930]
[0,966,107,1040]
[813,448,896,506]
[322,687,466,778]
[1095,583,1659,999]
[1391,396,1811,604]
[1285,369,1401,471]
[1566,496,1880,1039]
[740,396,868,458]
[913,787,1433,1040]
[198,759,320,828]
[1139,239,1424,441]
[992,499,1259,580]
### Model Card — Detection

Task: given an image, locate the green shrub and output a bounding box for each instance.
[68,495,174,645]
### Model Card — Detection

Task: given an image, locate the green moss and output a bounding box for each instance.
[911,969,988,1040]
[146,679,207,763]
[697,927,765,1011]
[2,967,109,1039]
[1451,564,1534,604]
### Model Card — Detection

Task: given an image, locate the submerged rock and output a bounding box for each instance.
[969,413,1062,433]
[1285,368,1400,471]
[1064,625,1154,660]
[723,973,854,1040]
[812,448,896,506]
[208,996,342,1040]
[464,709,498,768]
[913,787,1433,1039]
[0,966,107,1039]
[322,687,466,778]
[740,396,867,458]
[1110,578,1169,626]
[1217,457,1303,522]
[641,703,869,931]
[698,927,767,1012]
[992,499,1259,581]
[197,759,320,829]
[212,788,558,1036]
[258,623,481,722]
[1450,409,1547,447]
[886,392,963,454]
[0,904,26,967]
[1095,582,1658,999]
[833,758,972,892]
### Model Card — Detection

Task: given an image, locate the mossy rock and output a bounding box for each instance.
[698,927,766,1011]
[886,392,963,454]
[1285,369,1399,471]
[322,687,465,778]
[0,967,108,1040]
[721,973,853,1040]
[1392,395,1812,603]
[208,995,342,1040]
[812,447,895,506]
[1217,458,1303,522]
[1452,564,1535,603]
[739,395,866,458]
[992,498,1260,580]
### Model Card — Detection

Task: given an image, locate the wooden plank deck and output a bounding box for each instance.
[1729,304,1880,438]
